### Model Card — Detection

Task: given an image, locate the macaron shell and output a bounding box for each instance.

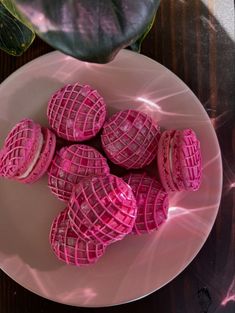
[123,172,169,235]
[154,191,169,227]
[172,129,202,191]
[20,128,56,184]
[47,83,107,142]
[101,110,161,169]
[157,130,176,191]
[48,144,110,202]
[50,208,106,266]
[0,119,42,179]
[68,175,137,245]
[0,149,4,176]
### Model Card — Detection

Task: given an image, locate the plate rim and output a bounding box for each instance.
[0,49,223,307]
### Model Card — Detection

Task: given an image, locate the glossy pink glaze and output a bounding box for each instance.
[123,172,169,235]
[0,119,41,179]
[101,110,161,169]
[48,144,110,202]
[47,83,107,142]
[158,129,202,191]
[50,208,106,266]
[68,174,137,245]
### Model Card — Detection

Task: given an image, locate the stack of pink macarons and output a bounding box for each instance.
[0,82,202,267]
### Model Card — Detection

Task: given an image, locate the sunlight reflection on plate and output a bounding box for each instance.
[0,50,222,307]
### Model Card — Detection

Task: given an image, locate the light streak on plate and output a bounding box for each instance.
[221,277,235,306]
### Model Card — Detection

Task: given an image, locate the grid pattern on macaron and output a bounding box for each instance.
[173,129,202,191]
[50,209,105,266]
[48,144,110,202]
[0,119,40,178]
[22,128,56,183]
[101,110,160,169]
[68,175,137,245]
[123,173,168,235]
[47,83,106,141]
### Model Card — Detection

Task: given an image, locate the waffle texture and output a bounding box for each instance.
[101,110,161,169]
[47,83,106,142]
[157,129,202,191]
[0,119,41,178]
[0,119,55,183]
[48,144,110,202]
[123,173,169,235]
[50,208,106,266]
[68,174,137,245]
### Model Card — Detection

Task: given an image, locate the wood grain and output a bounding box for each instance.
[0,1,234,312]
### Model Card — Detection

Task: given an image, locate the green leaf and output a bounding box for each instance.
[1,0,33,30]
[12,0,161,63]
[0,2,35,56]
[129,14,156,52]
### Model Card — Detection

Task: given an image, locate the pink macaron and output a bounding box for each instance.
[47,83,107,142]
[123,173,169,235]
[0,119,56,183]
[68,174,137,245]
[48,144,110,202]
[50,208,106,266]
[157,128,202,191]
[101,110,161,169]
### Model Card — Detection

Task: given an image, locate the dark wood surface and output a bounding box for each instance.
[0,1,234,312]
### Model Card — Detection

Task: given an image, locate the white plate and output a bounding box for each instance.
[0,50,222,307]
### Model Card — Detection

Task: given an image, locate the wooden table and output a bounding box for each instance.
[0,1,234,312]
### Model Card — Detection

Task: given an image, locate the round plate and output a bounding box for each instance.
[0,50,222,307]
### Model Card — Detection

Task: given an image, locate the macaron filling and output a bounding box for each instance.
[18,133,44,179]
[169,137,174,179]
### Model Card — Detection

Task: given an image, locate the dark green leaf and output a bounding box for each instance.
[129,14,156,52]
[12,0,161,63]
[1,0,34,30]
[0,2,35,56]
